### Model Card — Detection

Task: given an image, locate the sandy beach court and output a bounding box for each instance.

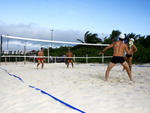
[0,63,150,113]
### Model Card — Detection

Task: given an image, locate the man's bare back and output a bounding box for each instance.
[102,41,129,56]
[128,44,137,55]
[113,41,129,56]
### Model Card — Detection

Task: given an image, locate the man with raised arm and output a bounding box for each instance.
[123,38,137,71]
[99,34,132,81]
[37,47,45,69]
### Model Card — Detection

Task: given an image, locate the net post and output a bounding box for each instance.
[55,57,56,63]
[102,53,104,63]
[0,34,2,65]
[5,57,7,65]
[86,54,88,63]
[48,47,50,63]
[24,45,26,64]
[24,56,26,64]
[9,55,10,62]
[19,52,21,62]
[73,55,75,62]
[34,55,36,64]
[15,57,17,64]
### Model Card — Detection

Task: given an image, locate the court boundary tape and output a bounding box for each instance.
[0,67,86,113]
[136,65,150,67]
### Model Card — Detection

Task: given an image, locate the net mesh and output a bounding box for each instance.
[0,35,112,64]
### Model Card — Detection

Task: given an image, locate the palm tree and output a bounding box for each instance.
[77,31,102,44]
[110,30,121,42]
[125,33,140,43]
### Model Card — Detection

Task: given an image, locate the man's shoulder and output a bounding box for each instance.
[123,43,127,45]
[114,41,123,44]
[111,41,116,45]
[123,43,128,47]
[133,44,136,47]
[113,41,120,45]
[132,44,137,48]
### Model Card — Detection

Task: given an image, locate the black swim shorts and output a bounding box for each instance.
[66,58,73,63]
[126,54,132,58]
[111,56,125,64]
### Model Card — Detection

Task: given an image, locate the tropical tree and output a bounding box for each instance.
[136,35,150,48]
[110,30,121,42]
[103,30,121,44]
[144,35,150,48]
[124,33,140,43]
[77,31,102,44]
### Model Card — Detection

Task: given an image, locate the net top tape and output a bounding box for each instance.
[2,35,109,46]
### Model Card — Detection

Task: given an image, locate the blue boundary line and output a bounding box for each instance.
[28,85,86,113]
[0,67,86,113]
[89,64,150,67]
[0,67,24,83]
[136,65,150,67]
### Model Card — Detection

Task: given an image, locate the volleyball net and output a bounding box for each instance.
[0,34,112,64]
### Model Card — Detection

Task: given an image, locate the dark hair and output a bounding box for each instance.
[41,47,44,50]
[119,38,124,41]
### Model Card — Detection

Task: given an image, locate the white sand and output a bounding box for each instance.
[0,62,150,113]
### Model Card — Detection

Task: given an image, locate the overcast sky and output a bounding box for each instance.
[0,0,150,51]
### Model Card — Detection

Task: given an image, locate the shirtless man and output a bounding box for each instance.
[66,48,74,68]
[124,38,137,71]
[99,34,132,81]
[37,48,45,69]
